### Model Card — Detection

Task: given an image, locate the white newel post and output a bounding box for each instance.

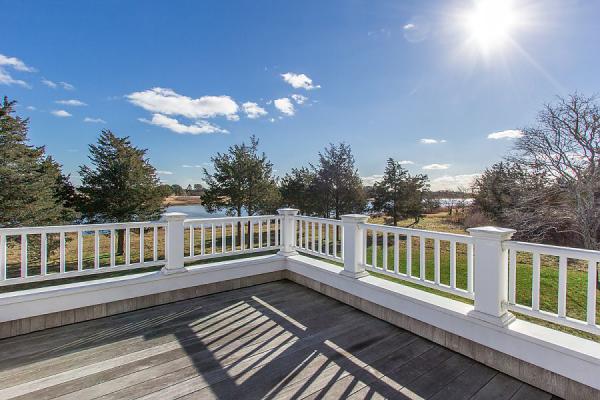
[340,214,369,279]
[467,226,516,326]
[277,208,299,257]
[162,212,187,274]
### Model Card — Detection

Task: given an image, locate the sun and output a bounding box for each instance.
[463,0,518,52]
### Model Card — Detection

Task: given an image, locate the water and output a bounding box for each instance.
[165,205,227,218]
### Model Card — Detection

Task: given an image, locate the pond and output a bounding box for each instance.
[164,205,227,219]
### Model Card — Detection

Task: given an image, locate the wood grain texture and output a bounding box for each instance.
[0,281,557,400]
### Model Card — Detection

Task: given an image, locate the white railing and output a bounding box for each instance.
[1,208,598,337]
[293,216,344,263]
[0,221,167,286]
[362,223,474,300]
[183,215,281,262]
[504,241,599,335]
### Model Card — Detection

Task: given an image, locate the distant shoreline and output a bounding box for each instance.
[163,196,202,206]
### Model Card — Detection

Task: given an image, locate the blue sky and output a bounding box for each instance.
[2,0,599,190]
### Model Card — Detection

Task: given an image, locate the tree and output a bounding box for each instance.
[371,158,429,225]
[312,143,366,218]
[169,184,185,196]
[280,167,318,215]
[78,130,165,253]
[0,97,75,228]
[202,135,280,217]
[512,93,600,249]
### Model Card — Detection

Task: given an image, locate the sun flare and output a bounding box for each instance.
[463,0,518,52]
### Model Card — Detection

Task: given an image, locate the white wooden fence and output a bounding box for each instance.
[0,208,598,336]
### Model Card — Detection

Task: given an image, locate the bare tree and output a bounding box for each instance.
[512,93,600,249]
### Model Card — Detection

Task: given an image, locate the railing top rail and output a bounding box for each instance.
[294,215,342,223]
[0,221,167,235]
[362,222,473,242]
[184,215,279,224]
[504,240,600,260]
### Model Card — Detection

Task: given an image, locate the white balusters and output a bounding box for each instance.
[557,255,567,318]
[20,234,27,278]
[587,260,597,325]
[532,252,541,311]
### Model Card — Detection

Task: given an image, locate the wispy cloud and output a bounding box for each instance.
[0,54,35,72]
[84,117,106,123]
[420,138,447,144]
[274,98,295,116]
[156,170,173,175]
[487,129,523,140]
[399,160,414,165]
[242,102,267,119]
[56,99,87,106]
[281,72,320,90]
[26,106,36,111]
[51,110,72,118]
[431,174,480,191]
[291,94,308,104]
[181,164,206,168]
[423,163,450,170]
[0,54,34,88]
[42,79,74,90]
[361,174,384,186]
[139,113,227,135]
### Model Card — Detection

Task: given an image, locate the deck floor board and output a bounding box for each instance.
[0,281,555,400]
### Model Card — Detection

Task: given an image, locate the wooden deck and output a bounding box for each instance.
[0,281,557,400]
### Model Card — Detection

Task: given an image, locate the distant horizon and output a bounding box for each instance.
[2,0,598,190]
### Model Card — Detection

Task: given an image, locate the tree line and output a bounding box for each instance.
[1,95,432,239]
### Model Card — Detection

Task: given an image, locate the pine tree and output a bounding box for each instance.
[280,167,318,215]
[0,97,75,228]
[202,135,280,217]
[78,130,165,253]
[312,143,366,218]
[372,158,429,226]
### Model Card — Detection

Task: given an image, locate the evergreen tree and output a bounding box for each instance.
[372,158,429,225]
[0,97,75,228]
[202,135,280,217]
[280,167,318,215]
[78,130,165,253]
[312,143,366,218]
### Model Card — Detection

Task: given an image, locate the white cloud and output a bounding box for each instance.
[139,113,227,135]
[0,54,34,88]
[84,117,106,123]
[42,79,75,90]
[56,99,87,106]
[60,81,74,90]
[227,114,240,121]
[423,163,451,170]
[361,174,384,186]
[269,118,276,123]
[26,106,36,111]
[487,129,523,140]
[242,102,268,119]
[0,54,35,72]
[41,78,57,88]
[291,94,308,104]
[274,98,295,116]
[181,164,204,168]
[403,23,416,30]
[431,174,481,191]
[420,138,447,144]
[399,160,414,165]
[156,170,173,175]
[127,87,238,119]
[281,72,320,90]
[51,110,72,118]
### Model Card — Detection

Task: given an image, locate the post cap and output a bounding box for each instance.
[162,212,188,221]
[277,208,299,216]
[467,226,516,240]
[341,214,369,223]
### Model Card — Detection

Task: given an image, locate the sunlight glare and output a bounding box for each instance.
[464,0,518,52]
